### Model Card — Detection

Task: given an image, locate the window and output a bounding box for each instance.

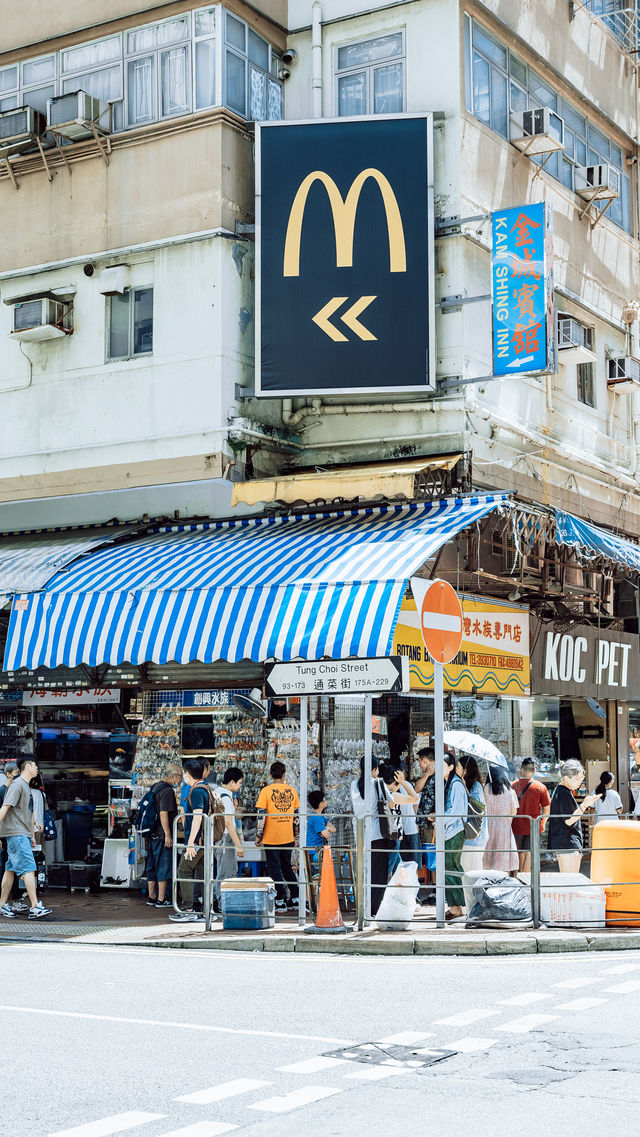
[577,361,596,407]
[107,288,153,360]
[224,11,282,121]
[335,32,404,116]
[465,16,631,233]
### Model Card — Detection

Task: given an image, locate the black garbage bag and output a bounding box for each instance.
[466,874,532,926]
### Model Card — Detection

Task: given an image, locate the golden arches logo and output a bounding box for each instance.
[283,168,407,278]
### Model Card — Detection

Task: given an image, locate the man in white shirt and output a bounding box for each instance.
[214,766,244,908]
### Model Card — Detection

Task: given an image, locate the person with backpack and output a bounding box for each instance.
[170,758,225,922]
[214,766,245,906]
[138,761,182,909]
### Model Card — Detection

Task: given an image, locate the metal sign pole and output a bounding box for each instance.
[363,693,373,922]
[434,661,446,929]
[298,696,308,926]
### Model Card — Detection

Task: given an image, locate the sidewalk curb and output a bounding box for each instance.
[102,930,640,956]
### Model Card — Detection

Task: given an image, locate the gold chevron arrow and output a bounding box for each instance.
[341,295,377,341]
[312,296,349,342]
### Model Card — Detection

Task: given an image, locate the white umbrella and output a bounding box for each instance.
[443,729,508,769]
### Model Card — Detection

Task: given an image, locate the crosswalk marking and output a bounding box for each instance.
[248,1086,341,1113]
[435,1009,499,1027]
[175,1080,269,1105]
[447,1037,498,1053]
[497,993,552,1007]
[48,1113,164,1137]
[603,980,640,994]
[156,1125,237,1136]
[376,1031,434,1045]
[600,963,640,976]
[495,1014,558,1034]
[343,1066,407,1081]
[278,1057,354,1074]
[551,977,598,990]
[554,997,608,1012]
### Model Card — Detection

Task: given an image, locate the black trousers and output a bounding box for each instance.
[264,842,298,903]
[370,836,395,916]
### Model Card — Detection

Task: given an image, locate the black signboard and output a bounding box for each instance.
[531,624,640,700]
[256,115,434,396]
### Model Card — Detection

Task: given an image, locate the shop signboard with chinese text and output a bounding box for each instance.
[393,595,530,696]
[22,687,119,706]
[531,624,640,700]
[256,115,435,395]
[264,657,409,697]
[491,202,556,377]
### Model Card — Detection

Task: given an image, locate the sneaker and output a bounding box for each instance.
[0,903,16,918]
[11,900,28,913]
[275,900,287,911]
[155,899,174,909]
[146,898,158,907]
[28,903,52,920]
[168,910,204,922]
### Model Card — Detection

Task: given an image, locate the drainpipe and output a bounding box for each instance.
[312,2,322,118]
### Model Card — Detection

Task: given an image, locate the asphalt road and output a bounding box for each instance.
[3,941,640,1137]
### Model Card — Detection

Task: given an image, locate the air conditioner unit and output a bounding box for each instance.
[509,107,565,156]
[47,90,110,141]
[0,106,47,148]
[10,298,69,342]
[557,316,596,365]
[607,356,640,391]
[575,164,620,202]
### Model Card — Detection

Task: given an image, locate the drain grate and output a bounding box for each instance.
[324,1042,456,1069]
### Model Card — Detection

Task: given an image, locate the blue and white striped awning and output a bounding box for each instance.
[555,509,640,572]
[3,493,511,670]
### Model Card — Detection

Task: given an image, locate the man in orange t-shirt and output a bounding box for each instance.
[255,761,300,910]
[512,759,551,872]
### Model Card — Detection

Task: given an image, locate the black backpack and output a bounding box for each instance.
[135,787,158,835]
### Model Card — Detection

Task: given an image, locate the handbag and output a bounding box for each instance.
[375,780,398,841]
[43,809,58,841]
[463,794,486,840]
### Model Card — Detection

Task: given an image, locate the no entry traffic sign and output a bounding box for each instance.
[410,578,463,664]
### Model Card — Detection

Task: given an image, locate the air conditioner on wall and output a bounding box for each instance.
[575,164,620,202]
[557,315,596,365]
[509,107,565,155]
[607,356,640,391]
[0,106,46,148]
[47,90,110,141]
[10,298,69,342]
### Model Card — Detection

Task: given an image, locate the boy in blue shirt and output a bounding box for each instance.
[306,790,336,850]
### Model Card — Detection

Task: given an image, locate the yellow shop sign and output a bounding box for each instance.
[392,593,530,696]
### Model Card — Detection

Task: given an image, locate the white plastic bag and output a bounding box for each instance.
[375,861,420,930]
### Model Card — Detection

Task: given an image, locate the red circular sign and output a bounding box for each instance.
[419,579,463,664]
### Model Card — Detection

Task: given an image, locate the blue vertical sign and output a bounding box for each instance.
[492,202,556,377]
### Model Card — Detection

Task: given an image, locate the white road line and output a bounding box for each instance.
[600,964,640,976]
[447,1037,498,1053]
[175,1080,270,1105]
[343,1066,408,1081]
[156,1125,237,1137]
[248,1087,341,1112]
[497,993,553,1007]
[603,980,640,994]
[0,1005,351,1046]
[376,1031,434,1045]
[554,998,608,1012]
[551,977,598,990]
[495,1014,559,1034]
[278,1057,355,1074]
[48,1113,164,1137]
[435,1009,499,1027]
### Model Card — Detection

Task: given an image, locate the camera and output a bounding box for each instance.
[281,48,297,65]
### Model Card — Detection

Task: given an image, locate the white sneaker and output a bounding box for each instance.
[28,903,52,919]
[11,900,28,913]
[0,903,16,918]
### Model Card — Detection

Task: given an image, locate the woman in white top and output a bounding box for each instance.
[350,757,395,916]
[592,772,623,824]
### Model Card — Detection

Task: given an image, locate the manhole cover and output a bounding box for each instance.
[324,1042,456,1069]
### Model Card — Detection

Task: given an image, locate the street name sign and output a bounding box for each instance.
[264,656,409,697]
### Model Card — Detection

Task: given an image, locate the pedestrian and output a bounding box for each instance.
[483,764,519,874]
[0,764,18,881]
[413,747,436,902]
[214,766,245,907]
[442,753,468,920]
[592,772,623,825]
[547,760,597,873]
[306,790,336,850]
[350,756,395,917]
[511,758,551,871]
[170,758,211,922]
[255,761,300,911]
[144,761,182,910]
[382,762,422,866]
[0,758,51,919]
[457,755,488,911]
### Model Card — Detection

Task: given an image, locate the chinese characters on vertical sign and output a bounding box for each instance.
[491,202,556,377]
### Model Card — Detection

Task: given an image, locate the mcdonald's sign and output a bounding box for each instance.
[256,115,435,396]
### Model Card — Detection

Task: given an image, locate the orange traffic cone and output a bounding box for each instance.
[305,845,350,934]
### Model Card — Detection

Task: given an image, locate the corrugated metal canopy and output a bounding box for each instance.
[231,455,463,508]
[0,525,143,594]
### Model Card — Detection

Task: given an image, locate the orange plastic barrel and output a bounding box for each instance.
[590,819,640,926]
